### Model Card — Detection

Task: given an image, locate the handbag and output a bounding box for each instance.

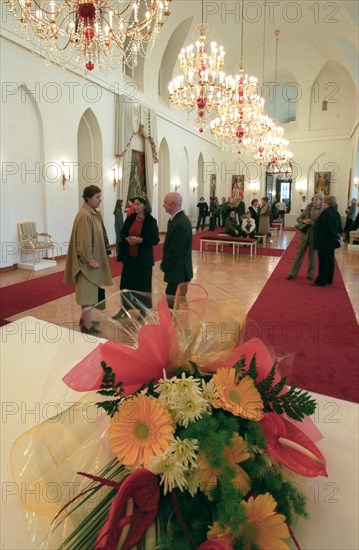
[295,223,310,234]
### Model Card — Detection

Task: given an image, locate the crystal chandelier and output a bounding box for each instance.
[208,0,269,154]
[168,1,225,133]
[209,69,267,153]
[254,125,293,165]
[4,0,171,71]
[255,30,293,168]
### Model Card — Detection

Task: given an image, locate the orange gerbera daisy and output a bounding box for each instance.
[212,369,264,420]
[198,433,251,494]
[198,452,218,494]
[207,521,235,544]
[224,433,252,493]
[240,493,290,550]
[109,395,174,470]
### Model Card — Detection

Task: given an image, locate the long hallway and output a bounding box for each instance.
[1,230,358,328]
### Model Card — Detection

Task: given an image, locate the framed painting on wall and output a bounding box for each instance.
[231,175,244,203]
[210,174,217,197]
[314,172,331,196]
[127,150,147,202]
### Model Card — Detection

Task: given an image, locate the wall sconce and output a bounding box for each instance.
[172,177,181,192]
[295,179,307,195]
[249,181,260,195]
[110,162,122,191]
[191,179,198,193]
[354,177,359,189]
[60,161,70,190]
[153,177,158,188]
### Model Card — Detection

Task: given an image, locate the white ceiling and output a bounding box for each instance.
[164,0,358,90]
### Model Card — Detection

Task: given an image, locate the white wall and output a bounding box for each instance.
[0,28,358,267]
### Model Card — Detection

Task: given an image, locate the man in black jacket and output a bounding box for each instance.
[196,197,209,231]
[161,192,193,303]
[312,195,342,286]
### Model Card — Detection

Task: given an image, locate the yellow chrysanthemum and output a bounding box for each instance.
[109,395,174,470]
[212,368,264,420]
[198,433,251,494]
[207,521,235,544]
[241,493,290,550]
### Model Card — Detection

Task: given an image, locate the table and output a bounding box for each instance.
[1,317,358,549]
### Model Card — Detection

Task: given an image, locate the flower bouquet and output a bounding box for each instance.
[12,284,327,549]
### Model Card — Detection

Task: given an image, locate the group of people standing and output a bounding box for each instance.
[64,187,193,334]
[64,185,351,334]
[196,196,246,231]
[287,194,343,286]
[223,196,273,238]
[196,195,287,239]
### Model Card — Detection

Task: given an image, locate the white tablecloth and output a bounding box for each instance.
[1,317,358,549]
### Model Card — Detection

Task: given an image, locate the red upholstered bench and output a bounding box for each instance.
[200,235,257,257]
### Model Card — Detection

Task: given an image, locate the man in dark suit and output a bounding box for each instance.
[161,192,193,302]
[312,195,342,286]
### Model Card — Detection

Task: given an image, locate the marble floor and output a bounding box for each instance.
[1,230,358,329]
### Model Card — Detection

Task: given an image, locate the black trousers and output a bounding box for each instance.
[120,258,153,309]
[196,213,207,230]
[315,248,335,285]
[165,282,189,309]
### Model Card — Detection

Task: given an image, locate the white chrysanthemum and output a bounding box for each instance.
[174,395,210,427]
[168,437,198,469]
[148,453,187,495]
[175,373,203,396]
[156,373,212,427]
[184,468,200,497]
[155,372,176,396]
[201,378,218,404]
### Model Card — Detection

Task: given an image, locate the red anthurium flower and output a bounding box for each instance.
[198,542,233,550]
[63,296,178,394]
[260,412,327,477]
[95,469,159,550]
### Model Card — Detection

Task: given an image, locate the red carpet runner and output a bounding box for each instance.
[0,244,163,320]
[248,235,359,403]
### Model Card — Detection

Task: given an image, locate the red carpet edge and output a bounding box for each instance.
[247,236,359,403]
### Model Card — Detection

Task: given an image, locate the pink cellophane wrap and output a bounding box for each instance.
[63,294,179,394]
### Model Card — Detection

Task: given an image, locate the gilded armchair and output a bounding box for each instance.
[17,221,55,263]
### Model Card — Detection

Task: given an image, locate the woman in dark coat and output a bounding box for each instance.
[312,195,342,286]
[113,199,124,257]
[117,195,159,311]
[249,198,260,231]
